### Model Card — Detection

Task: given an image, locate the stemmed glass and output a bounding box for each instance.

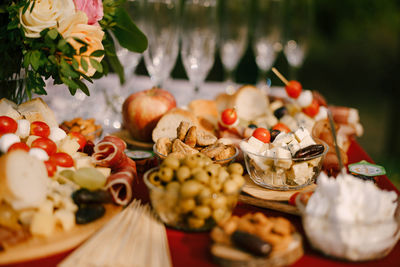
[141,0,180,88]
[253,0,283,89]
[219,0,249,93]
[181,0,218,94]
[283,0,312,79]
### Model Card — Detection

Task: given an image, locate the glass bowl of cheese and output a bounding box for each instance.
[240,127,328,190]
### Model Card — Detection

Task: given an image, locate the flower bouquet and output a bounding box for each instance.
[0,0,147,103]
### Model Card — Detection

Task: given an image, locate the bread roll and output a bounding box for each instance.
[0,98,22,120]
[0,150,48,210]
[18,97,58,127]
[232,85,269,121]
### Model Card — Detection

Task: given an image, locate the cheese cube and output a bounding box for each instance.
[54,209,75,231]
[75,156,94,169]
[58,136,80,155]
[96,167,112,178]
[273,132,294,147]
[30,212,56,237]
[295,113,315,132]
[274,147,292,169]
[299,135,316,149]
[294,127,310,142]
[19,210,35,226]
[248,136,268,153]
[269,100,284,112]
[297,90,313,108]
[280,115,297,131]
[26,135,40,147]
[38,199,54,215]
[289,162,310,185]
[262,148,276,164]
[314,106,328,121]
[255,115,278,129]
[62,197,78,212]
[287,139,301,156]
[308,157,321,167]
[49,127,67,144]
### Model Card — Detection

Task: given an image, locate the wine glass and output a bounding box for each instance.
[283,0,312,79]
[219,0,249,93]
[253,0,283,89]
[181,0,218,94]
[141,0,180,88]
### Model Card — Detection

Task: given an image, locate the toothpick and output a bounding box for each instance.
[272,67,289,85]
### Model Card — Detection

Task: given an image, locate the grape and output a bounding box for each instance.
[73,167,107,190]
[60,169,75,181]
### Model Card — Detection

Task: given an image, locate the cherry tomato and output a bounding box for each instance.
[68,132,87,150]
[221,108,238,126]
[30,121,50,138]
[285,80,302,98]
[252,128,271,143]
[50,152,74,168]
[7,142,30,153]
[302,99,320,117]
[0,116,18,135]
[289,192,300,206]
[300,191,314,205]
[44,160,57,177]
[272,123,291,133]
[31,137,57,156]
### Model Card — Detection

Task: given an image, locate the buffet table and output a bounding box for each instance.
[4,139,399,267]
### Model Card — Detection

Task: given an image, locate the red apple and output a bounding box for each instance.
[122,88,176,142]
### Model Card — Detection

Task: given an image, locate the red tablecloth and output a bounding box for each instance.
[4,140,400,267]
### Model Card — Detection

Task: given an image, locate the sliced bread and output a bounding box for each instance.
[232,85,269,121]
[0,98,22,120]
[188,99,219,133]
[18,97,58,127]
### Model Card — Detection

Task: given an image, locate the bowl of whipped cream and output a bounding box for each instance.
[296,172,400,261]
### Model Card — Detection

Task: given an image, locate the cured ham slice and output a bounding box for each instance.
[92,136,127,168]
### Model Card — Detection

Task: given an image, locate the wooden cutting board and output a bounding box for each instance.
[112,130,154,150]
[239,175,316,215]
[0,204,122,265]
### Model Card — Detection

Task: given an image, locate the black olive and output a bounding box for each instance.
[248,124,258,129]
[231,230,272,257]
[273,106,288,120]
[351,173,376,183]
[270,129,281,142]
[72,189,112,205]
[294,144,324,159]
[75,204,106,224]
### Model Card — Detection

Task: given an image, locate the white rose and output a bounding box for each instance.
[20,0,75,38]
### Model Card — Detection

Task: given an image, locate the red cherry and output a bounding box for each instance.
[31,137,57,156]
[44,160,57,177]
[7,142,30,153]
[68,132,87,150]
[50,152,74,168]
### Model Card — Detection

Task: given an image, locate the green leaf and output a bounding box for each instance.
[30,50,41,70]
[80,57,88,72]
[60,59,80,79]
[47,29,58,40]
[104,30,125,84]
[75,79,90,96]
[90,50,105,57]
[90,58,103,73]
[72,58,79,70]
[79,46,88,54]
[112,7,148,53]
[61,76,79,90]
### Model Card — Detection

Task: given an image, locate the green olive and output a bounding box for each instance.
[159,167,174,182]
[183,155,199,169]
[223,180,239,194]
[217,168,230,183]
[205,164,220,178]
[166,181,180,193]
[193,205,211,219]
[180,180,203,198]
[188,216,205,229]
[209,177,223,192]
[176,166,191,183]
[211,194,227,209]
[162,156,180,170]
[180,198,196,213]
[230,173,245,187]
[193,170,210,185]
[212,208,227,223]
[149,172,162,187]
[228,163,244,175]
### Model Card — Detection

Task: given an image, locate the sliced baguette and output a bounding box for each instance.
[152,108,199,143]
[0,98,22,120]
[0,150,48,210]
[189,99,219,133]
[232,85,269,121]
[18,97,58,127]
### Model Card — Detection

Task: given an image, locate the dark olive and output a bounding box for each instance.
[273,106,288,120]
[72,189,112,205]
[75,204,106,224]
[270,129,281,142]
[351,173,376,183]
[248,124,258,129]
[294,144,324,158]
[231,230,272,256]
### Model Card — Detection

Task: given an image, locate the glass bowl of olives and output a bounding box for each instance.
[143,153,245,231]
[241,137,328,191]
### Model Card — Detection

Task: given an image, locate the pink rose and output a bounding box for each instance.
[74,0,103,25]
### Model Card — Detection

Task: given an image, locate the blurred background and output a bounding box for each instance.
[126,0,400,187]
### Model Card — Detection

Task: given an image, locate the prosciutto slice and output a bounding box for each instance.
[92,136,137,205]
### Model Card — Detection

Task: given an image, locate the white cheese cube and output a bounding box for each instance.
[289,162,309,185]
[299,135,316,149]
[62,197,78,212]
[308,157,321,167]
[58,136,80,155]
[314,106,328,121]
[0,133,20,153]
[19,210,35,226]
[274,147,292,169]
[273,132,295,146]
[16,119,30,139]
[297,90,313,108]
[294,127,310,142]
[269,100,284,112]
[279,115,297,131]
[288,139,301,156]
[96,167,112,178]
[255,115,278,129]
[38,199,54,215]
[262,148,276,164]
[49,127,67,144]
[30,212,56,237]
[29,147,49,161]
[260,167,274,185]
[295,113,315,132]
[74,156,94,169]
[248,136,268,153]
[54,209,75,231]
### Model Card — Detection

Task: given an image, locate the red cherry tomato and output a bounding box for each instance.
[44,160,57,177]
[30,121,50,138]
[272,123,291,133]
[7,142,30,153]
[31,137,57,156]
[0,116,18,134]
[285,80,302,98]
[302,99,320,117]
[289,192,300,206]
[252,128,271,143]
[68,132,87,150]
[221,108,238,126]
[50,152,74,168]
[300,191,314,205]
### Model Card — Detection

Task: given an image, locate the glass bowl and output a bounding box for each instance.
[296,192,400,261]
[242,138,328,191]
[153,143,239,166]
[143,166,242,231]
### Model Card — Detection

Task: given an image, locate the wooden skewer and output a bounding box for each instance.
[272,67,289,85]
